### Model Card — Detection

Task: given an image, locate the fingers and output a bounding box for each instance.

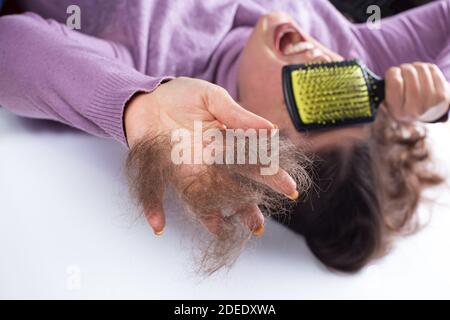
[202,119,227,131]
[206,85,277,130]
[264,169,299,200]
[199,212,223,235]
[385,67,405,121]
[413,62,435,113]
[400,64,421,121]
[145,204,166,236]
[429,64,450,104]
[144,189,166,236]
[200,205,265,237]
[238,204,265,236]
[385,63,450,122]
[244,168,299,200]
[418,64,450,122]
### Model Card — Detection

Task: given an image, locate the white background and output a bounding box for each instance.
[1,107,449,299]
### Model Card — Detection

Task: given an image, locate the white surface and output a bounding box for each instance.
[1,107,450,300]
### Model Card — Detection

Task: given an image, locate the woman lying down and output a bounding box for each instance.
[1,0,449,274]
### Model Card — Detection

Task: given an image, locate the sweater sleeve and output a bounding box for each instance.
[0,12,171,147]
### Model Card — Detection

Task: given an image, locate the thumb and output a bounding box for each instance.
[206,85,277,130]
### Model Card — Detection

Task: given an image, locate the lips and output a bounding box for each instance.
[274,22,314,56]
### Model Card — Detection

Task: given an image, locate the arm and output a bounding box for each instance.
[0,13,301,238]
[350,0,450,78]
[348,1,450,122]
[0,12,169,146]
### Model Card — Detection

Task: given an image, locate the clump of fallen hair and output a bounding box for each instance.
[126,130,311,275]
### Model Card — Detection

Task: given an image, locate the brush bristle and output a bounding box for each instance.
[290,62,373,125]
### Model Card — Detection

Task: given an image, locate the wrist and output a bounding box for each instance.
[124,91,161,147]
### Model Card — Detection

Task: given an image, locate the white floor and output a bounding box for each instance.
[1,107,449,300]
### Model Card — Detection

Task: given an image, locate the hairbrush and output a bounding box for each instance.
[282,59,385,131]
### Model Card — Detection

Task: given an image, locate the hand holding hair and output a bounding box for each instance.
[124,77,303,238]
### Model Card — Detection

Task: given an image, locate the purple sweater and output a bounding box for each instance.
[1,0,449,146]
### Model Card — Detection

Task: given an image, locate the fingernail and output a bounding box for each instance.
[253,224,265,237]
[287,190,299,201]
[154,229,164,236]
[272,123,279,129]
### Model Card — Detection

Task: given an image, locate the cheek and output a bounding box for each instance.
[238,34,283,100]
[246,73,283,124]
[244,58,284,110]
[240,56,296,130]
[238,33,293,128]
[259,71,282,104]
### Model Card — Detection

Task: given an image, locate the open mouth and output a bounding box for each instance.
[274,22,313,56]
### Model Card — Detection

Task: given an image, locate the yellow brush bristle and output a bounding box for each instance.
[291,64,373,125]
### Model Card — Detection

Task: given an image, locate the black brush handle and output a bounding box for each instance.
[372,79,385,105]
[366,70,385,109]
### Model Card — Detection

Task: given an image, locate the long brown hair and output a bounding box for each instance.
[277,108,444,272]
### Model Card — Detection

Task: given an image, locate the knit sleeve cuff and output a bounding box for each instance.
[85,71,173,147]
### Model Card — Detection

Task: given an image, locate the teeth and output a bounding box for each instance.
[310,48,323,58]
[283,42,314,55]
[283,44,296,55]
